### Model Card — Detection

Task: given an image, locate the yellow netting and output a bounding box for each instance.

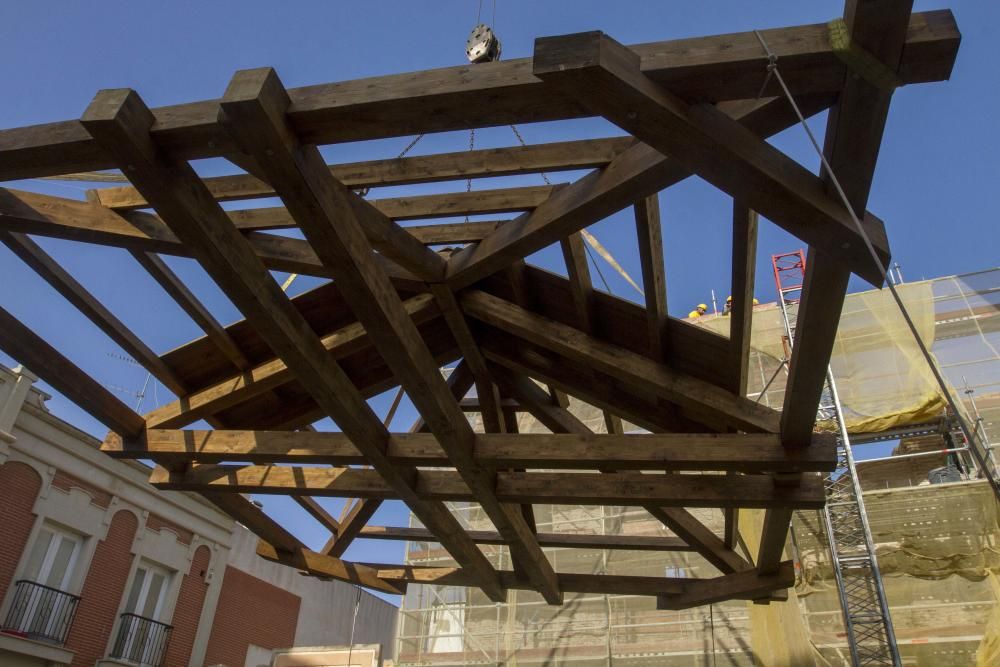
[695,281,946,433]
[976,572,1000,666]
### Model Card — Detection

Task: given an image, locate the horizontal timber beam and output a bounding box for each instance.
[149,465,826,509]
[106,429,836,472]
[0,11,958,180]
[90,138,633,210]
[0,188,426,288]
[357,525,694,552]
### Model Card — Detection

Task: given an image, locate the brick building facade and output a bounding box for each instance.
[0,365,397,667]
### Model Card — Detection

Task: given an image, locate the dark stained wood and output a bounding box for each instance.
[325,498,381,558]
[91,138,633,210]
[462,290,780,433]
[656,561,794,610]
[107,429,835,473]
[131,250,250,372]
[82,86,504,602]
[150,465,826,509]
[633,194,668,362]
[219,68,553,602]
[446,93,838,289]
[0,12,958,180]
[256,541,405,594]
[0,188,424,288]
[143,294,438,429]
[0,303,145,437]
[358,525,693,552]
[0,231,188,396]
[531,31,889,284]
[728,203,758,396]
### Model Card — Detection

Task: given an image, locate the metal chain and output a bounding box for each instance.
[510,124,551,185]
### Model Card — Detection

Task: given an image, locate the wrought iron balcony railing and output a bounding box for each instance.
[0,579,80,645]
[109,612,172,666]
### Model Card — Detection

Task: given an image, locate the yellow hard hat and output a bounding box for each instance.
[726,295,733,302]
[697,303,708,311]
[752,298,760,305]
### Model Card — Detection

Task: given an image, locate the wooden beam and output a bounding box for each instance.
[258,545,793,599]
[759,1,918,575]
[130,250,250,372]
[358,525,694,552]
[0,188,424,288]
[0,304,145,437]
[0,11,958,180]
[91,137,633,210]
[724,202,758,549]
[531,31,889,284]
[221,185,560,232]
[461,290,780,433]
[293,496,340,535]
[143,293,439,429]
[0,231,188,396]
[728,203,758,395]
[81,86,505,602]
[219,68,557,603]
[106,429,835,473]
[150,465,826,509]
[324,498,381,558]
[645,506,751,574]
[446,93,837,289]
[656,561,794,610]
[203,492,304,554]
[256,541,404,595]
[634,194,668,362]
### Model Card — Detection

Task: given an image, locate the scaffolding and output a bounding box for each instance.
[394,267,1000,666]
[772,250,899,666]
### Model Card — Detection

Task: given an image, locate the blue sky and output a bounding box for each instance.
[1,1,996,603]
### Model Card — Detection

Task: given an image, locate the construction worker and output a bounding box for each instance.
[723,296,761,315]
[688,303,708,318]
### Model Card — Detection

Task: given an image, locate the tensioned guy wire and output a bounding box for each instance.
[752,29,1000,501]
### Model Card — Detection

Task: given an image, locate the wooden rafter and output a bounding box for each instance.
[0,5,958,605]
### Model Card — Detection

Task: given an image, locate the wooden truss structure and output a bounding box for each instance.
[0,3,959,607]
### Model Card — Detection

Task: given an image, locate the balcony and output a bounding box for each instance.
[1,579,80,645]
[109,613,172,666]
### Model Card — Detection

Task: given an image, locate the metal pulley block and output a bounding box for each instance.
[466,24,502,63]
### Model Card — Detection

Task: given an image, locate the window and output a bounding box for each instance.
[22,524,82,592]
[124,562,171,621]
[1,523,83,643]
[111,562,174,666]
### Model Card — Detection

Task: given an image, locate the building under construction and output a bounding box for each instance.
[0,1,992,666]
[394,266,1000,666]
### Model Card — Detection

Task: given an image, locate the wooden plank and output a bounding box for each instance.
[256,541,404,595]
[0,303,145,437]
[150,465,826,509]
[724,202,758,549]
[143,293,438,429]
[221,185,559,231]
[760,1,918,575]
[293,496,341,535]
[130,250,250,372]
[531,31,889,284]
[0,231,188,396]
[203,492,303,554]
[91,137,633,210]
[325,498,381,558]
[634,194,668,362]
[645,506,751,574]
[446,93,837,289]
[357,525,693,552]
[461,290,781,433]
[218,68,555,602]
[0,11,958,180]
[106,429,835,473]
[728,203,758,395]
[0,188,424,288]
[656,561,794,610]
[405,220,505,245]
[81,86,505,602]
